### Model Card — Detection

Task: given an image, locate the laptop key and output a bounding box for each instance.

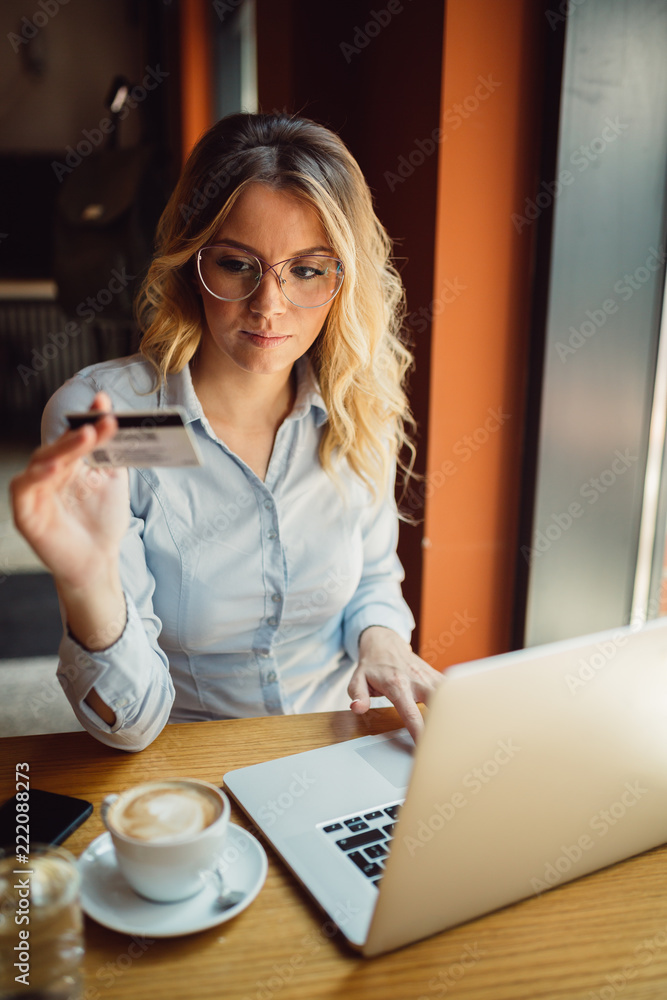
[383,823,396,837]
[323,823,343,833]
[364,810,384,820]
[347,821,369,832]
[344,817,363,827]
[336,828,386,851]
[384,804,400,820]
[348,852,383,879]
[365,843,388,859]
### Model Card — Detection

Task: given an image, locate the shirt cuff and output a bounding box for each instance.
[56,595,169,736]
[343,604,415,663]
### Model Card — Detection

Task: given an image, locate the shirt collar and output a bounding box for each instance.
[158,362,206,425]
[289,355,328,427]
[158,354,328,428]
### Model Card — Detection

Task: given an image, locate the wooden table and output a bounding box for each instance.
[3,709,667,1000]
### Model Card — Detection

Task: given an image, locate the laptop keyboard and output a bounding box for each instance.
[318,801,403,889]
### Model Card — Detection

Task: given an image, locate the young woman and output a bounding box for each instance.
[11,113,441,751]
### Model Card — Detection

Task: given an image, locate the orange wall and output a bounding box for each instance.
[419,0,542,669]
[179,0,213,163]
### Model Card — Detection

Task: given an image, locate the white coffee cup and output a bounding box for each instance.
[100,778,230,903]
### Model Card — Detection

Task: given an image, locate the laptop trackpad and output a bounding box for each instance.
[355,733,415,789]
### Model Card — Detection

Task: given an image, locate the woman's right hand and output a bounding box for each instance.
[10,391,129,592]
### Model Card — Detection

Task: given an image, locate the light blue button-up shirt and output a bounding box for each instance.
[42,354,415,751]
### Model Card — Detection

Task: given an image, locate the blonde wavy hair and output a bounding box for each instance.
[136,112,416,502]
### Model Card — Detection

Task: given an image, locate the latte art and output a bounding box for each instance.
[109,782,221,842]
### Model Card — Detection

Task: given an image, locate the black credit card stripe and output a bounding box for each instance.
[67,413,185,429]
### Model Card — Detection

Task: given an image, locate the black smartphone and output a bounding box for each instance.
[0,789,93,849]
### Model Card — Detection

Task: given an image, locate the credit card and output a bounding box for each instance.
[66,408,203,467]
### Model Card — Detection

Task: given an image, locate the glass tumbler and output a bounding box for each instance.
[0,845,84,1000]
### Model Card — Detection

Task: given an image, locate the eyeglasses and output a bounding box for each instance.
[195,245,345,309]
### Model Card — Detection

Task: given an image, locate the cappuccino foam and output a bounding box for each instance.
[110,782,221,842]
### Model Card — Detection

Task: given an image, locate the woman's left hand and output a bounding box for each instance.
[348,626,443,742]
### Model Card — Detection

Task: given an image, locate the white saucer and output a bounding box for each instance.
[78,824,267,937]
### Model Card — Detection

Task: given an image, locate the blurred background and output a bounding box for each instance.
[1,0,666,735]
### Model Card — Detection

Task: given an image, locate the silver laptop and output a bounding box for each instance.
[224,617,667,956]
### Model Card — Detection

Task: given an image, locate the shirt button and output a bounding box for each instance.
[267,530,277,540]
[257,649,270,658]
[267,616,278,626]
[264,500,272,510]
[267,671,278,683]
[271,593,281,603]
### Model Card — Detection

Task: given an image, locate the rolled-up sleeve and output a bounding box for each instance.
[42,378,175,752]
[56,594,174,751]
[341,488,415,661]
